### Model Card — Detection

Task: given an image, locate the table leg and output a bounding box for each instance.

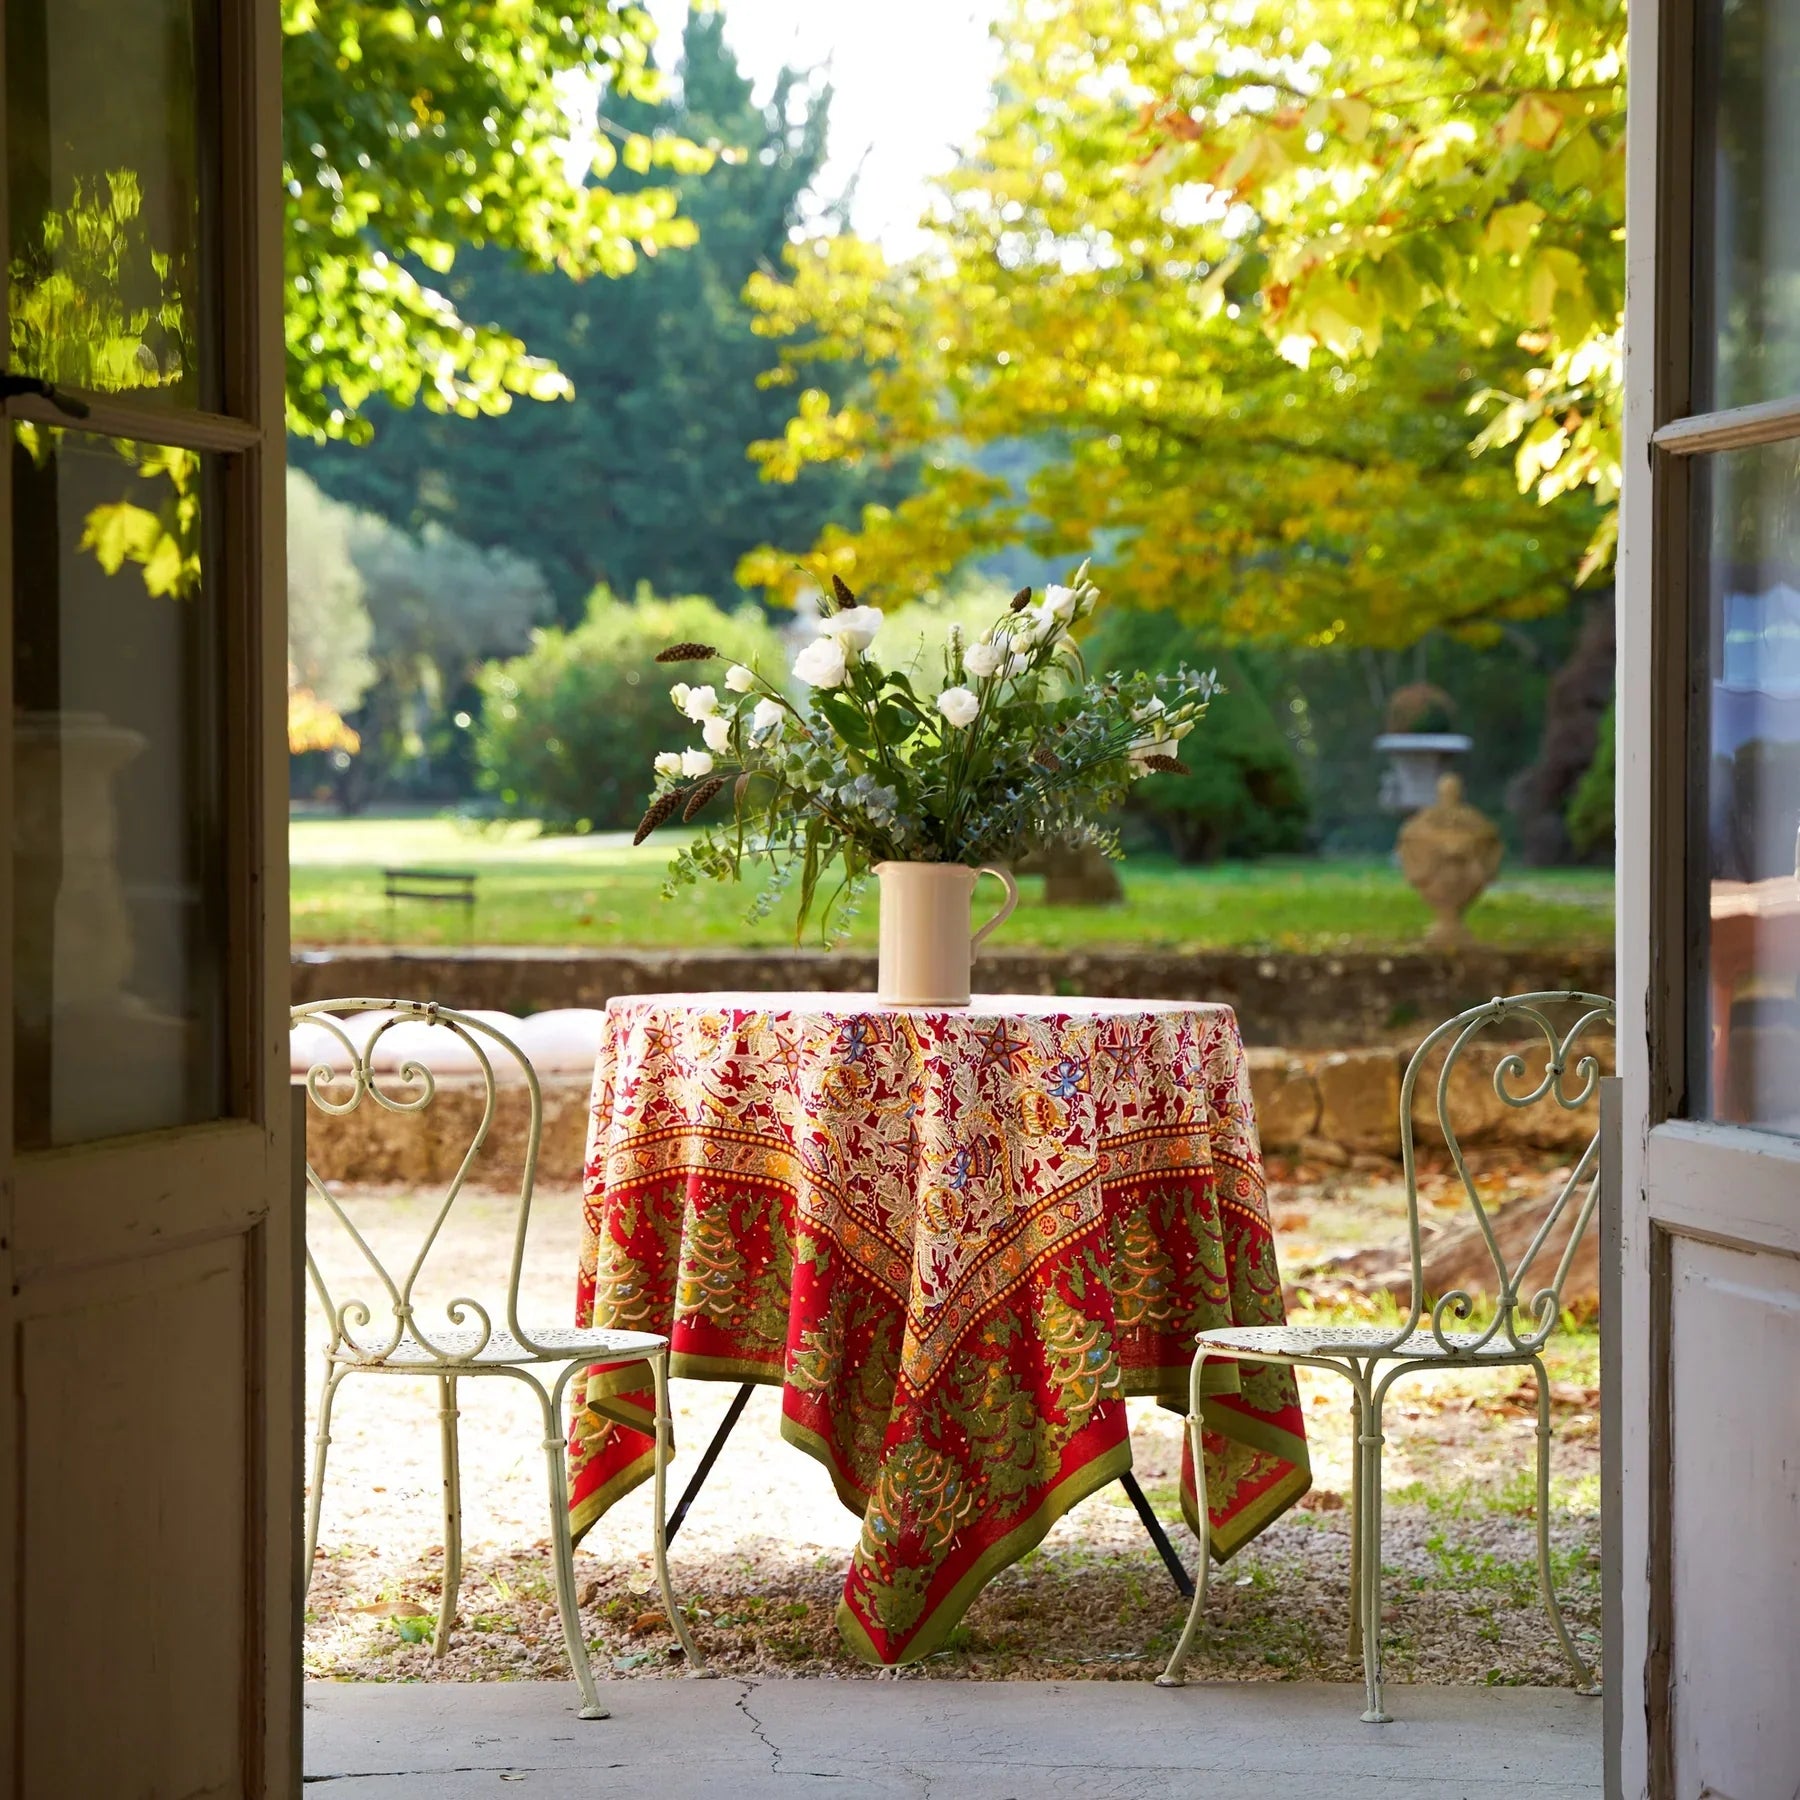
[1119,1468,1195,1598]
[665,1382,757,1547]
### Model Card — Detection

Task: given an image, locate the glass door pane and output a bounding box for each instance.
[4,0,220,405]
[11,424,228,1147]
[1692,439,1800,1131]
[1692,0,1800,411]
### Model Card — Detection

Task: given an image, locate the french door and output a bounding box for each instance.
[1618,0,1800,1793]
[0,0,296,1794]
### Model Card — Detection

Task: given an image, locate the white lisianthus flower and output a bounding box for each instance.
[679,684,719,722]
[937,685,981,729]
[654,751,683,777]
[793,636,849,688]
[1005,650,1032,679]
[816,604,883,652]
[702,715,732,753]
[1044,583,1080,624]
[750,697,785,739]
[669,682,692,715]
[680,748,714,778]
[962,639,1004,679]
[725,664,756,693]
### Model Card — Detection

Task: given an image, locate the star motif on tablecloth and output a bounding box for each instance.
[971,1018,1032,1078]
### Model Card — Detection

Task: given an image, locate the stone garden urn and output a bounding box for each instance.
[1396,773,1503,948]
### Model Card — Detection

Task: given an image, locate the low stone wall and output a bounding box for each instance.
[293,942,1613,1050]
[301,1038,1603,1187]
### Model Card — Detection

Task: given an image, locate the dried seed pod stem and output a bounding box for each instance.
[633,789,684,845]
[1032,747,1063,772]
[654,643,718,664]
[681,774,729,822]
[829,573,857,611]
[1010,586,1033,612]
[1142,753,1191,775]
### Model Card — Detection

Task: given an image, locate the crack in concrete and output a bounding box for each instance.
[735,1679,782,1776]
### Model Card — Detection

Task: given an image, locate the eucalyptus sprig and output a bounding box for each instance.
[637,568,1218,941]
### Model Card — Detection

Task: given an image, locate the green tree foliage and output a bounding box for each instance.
[476,589,786,829]
[337,509,554,804]
[295,10,892,614]
[1077,609,1309,860]
[286,470,375,716]
[283,0,711,441]
[737,0,1612,645]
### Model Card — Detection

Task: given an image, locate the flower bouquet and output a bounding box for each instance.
[637,568,1216,998]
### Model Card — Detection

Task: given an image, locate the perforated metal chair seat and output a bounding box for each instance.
[1197,1323,1520,1360]
[329,1323,667,1369]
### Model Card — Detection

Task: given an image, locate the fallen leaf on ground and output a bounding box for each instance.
[353,1600,431,1619]
[630,1611,668,1636]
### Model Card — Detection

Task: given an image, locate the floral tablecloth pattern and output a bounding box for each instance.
[570,993,1310,1664]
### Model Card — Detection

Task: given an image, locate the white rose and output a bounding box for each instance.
[702,715,732,753]
[1045,583,1080,623]
[962,640,1003,679]
[793,635,849,689]
[937,685,981,729]
[681,748,714,778]
[654,751,683,777]
[680,684,719,722]
[816,604,884,652]
[750,697,785,739]
[725,663,756,693]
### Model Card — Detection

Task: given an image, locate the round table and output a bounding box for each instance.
[568,993,1311,1665]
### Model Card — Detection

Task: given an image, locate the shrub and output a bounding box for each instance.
[1078,607,1311,862]
[476,588,785,831]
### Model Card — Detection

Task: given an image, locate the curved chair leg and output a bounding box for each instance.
[648,1351,710,1676]
[1358,1369,1391,1724]
[536,1370,607,1720]
[1347,1382,1366,1663]
[303,1364,345,1598]
[1156,1349,1212,1688]
[1531,1354,1598,1693]
[434,1375,463,1659]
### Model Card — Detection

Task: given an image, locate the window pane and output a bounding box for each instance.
[12,425,228,1148]
[1694,441,1800,1132]
[5,0,219,406]
[1692,0,1800,411]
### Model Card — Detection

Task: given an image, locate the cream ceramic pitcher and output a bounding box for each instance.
[873,861,1018,1006]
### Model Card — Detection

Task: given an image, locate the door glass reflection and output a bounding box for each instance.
[1696,441,1800,1132]
[5,0,218,406]
[12,425,228,1148]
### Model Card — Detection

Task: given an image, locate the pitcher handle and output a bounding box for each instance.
[971,865,1019,954]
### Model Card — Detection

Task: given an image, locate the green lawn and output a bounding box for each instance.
[290,814,1614,953]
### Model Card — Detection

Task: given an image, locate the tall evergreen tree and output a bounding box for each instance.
[296,9,892,617]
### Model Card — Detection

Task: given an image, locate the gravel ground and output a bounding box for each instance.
[303,1156,1599,1691]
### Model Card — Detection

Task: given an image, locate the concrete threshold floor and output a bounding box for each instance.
[304,1677,1602,1799]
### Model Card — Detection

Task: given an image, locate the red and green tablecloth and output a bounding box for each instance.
[569,992,1310,1665]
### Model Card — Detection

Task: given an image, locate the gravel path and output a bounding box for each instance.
[304,1165,1599,1691]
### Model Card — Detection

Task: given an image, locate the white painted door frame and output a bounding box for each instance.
[1616,0,1800,1790]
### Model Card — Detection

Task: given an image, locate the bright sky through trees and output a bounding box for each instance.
[642,0,1002,252]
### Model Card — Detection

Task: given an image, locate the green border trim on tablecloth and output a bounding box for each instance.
[779,1411,876,1519]
[570,1444,657,1547]
[836,1439,1136,1667]
[1180,1398,1313,1562]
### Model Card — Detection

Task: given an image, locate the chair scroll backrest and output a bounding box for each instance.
[1387,990,1615,1357]
[293,998,552,1365]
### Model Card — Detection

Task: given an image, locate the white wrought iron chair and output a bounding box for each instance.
[295,998,707,1718]
[1155,990,1611,1722]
